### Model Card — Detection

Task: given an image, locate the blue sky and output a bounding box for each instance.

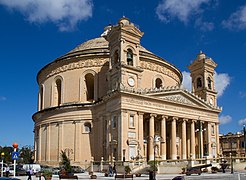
[0,0,245,147]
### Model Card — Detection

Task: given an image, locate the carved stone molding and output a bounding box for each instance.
[46,58,108,78]
[140,61,180,82]
[161,94,195,105]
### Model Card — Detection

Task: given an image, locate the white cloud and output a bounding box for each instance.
[195,18,214,31]
[219,115,232,125]
[181,71,230,97]
[222,4,246,30]
[0,0,93,31]
[214,72,230,97]
[182,71,192,91]
[156,0,211,24]
[238,118,246,126]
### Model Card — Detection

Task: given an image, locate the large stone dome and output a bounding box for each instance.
[63,36,152,57]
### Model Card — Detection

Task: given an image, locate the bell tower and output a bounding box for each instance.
[102,17,144,91]
[188,51,218,106]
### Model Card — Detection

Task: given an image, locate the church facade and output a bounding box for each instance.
[32,17,221,167]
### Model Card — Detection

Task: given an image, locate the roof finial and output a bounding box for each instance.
[197,50,206,60]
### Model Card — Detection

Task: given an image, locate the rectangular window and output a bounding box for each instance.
[211,125,215,135]
[129,115,135,128]
[241,141,245,148]
[112,116,117,129]
[83,123,91,133]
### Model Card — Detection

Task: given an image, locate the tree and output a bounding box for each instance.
[59,150,72,173]
[19,145,34,164]
[1,146,14,163]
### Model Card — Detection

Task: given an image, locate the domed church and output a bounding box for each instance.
[32,17,221,167]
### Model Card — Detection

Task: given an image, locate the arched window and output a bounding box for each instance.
[155,78,162,88]
[85,73,94,101]
[54,78,62,106]
[113,50,119,65]
[39,86,44,110]
[207,77,212,90]
[127,49,133,66]
[84,122,91,133]
[197,77,202,88]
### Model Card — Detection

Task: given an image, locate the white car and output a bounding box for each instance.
[23,164,41,174]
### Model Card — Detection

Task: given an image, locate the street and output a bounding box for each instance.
[12,172,246,180]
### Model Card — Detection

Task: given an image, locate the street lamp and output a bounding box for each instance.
[1,152,4,177]
[146,135,163,180]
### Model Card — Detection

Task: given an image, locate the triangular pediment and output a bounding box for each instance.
[147,88,218,110]
[122,26,144,37]
[160,93,196,106]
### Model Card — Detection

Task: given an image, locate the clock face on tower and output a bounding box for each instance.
[128,77,135,87]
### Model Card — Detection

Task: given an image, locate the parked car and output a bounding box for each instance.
[71,166,85,173]
[22,164,41,174]
[0,178,20,180]
[52,167,60,175]
[9,165,27,176]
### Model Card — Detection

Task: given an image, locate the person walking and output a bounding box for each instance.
[108,164,113,177]
[113,163,117,176]
[27,168,33,180]
[6,166,10,177]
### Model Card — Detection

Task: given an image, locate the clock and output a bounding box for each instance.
[128,77,135,87]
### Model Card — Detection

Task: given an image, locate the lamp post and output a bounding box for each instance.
[147,135,163,180]
[1,152,4,177]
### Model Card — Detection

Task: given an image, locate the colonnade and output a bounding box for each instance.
[142,114,219,161]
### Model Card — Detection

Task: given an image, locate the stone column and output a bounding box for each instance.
[171,117,177,160]
[190,120,196,159]
[206,122,212,158]
[138,112,144,158]
[216,123,220,157]
[182,119,187,159]
[149,114,156,160]
[161,116,168,160]
[199,121,204,158]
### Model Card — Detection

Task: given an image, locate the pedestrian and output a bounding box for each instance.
[113,163,117,176]
[6,166,10,177]
[27,168,33,180]
[108,164,113,177]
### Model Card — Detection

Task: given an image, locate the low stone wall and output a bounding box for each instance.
[233,162,246,171]
[158,161,187,174]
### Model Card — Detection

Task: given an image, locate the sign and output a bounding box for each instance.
[12,152,19,160]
